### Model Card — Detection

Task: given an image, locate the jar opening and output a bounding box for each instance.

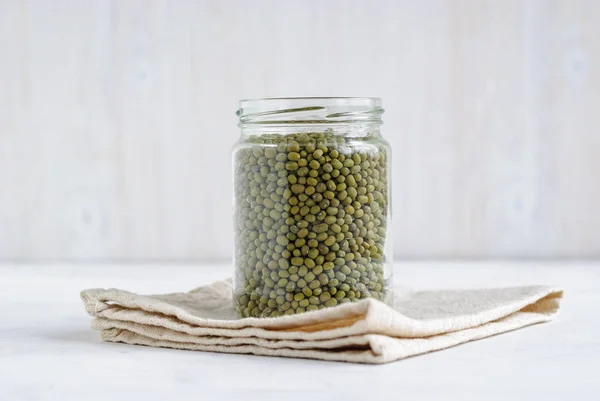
[237,97,384,128]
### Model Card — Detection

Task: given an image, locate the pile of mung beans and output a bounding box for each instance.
[233,131,388,318]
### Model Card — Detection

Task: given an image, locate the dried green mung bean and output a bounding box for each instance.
[233,131,389,317]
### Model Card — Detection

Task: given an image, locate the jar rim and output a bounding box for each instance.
[239,96,381,105]
[237,97,383,127]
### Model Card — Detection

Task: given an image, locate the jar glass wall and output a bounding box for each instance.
[232,98,392,318]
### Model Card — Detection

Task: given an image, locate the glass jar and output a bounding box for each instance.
[232,97,392,318]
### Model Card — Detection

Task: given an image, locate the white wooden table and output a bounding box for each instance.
[1,262,598,400]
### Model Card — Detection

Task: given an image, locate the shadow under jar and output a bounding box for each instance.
[232,98,393,318]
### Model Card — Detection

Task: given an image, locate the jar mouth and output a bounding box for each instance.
[237,97,384,127]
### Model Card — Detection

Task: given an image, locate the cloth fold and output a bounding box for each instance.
[81,279,562,364]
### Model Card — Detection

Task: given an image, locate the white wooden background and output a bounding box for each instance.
[0,0,598,261]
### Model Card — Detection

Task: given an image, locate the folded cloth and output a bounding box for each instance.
[80,279,562,364]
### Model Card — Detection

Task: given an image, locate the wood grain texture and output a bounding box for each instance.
[0,0,598,261]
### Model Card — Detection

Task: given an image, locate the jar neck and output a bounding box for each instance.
[237,97,384,137]
[239,123,382,138]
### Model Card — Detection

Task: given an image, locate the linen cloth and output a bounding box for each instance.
[81,279,562,364]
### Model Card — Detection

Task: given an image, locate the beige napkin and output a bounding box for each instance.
[80,279,562,364]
